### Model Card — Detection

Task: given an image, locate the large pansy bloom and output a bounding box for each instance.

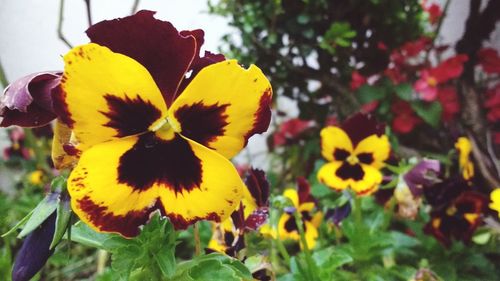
[318,114,390,196]
[53,11,272,238]
[423,178,487,247]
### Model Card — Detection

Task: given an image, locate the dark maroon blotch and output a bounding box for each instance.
[117,133,202,193]
[244,168,270,207]
[174,102,229,147]
[244,88,273,145]
[333,148,350,161]
[336,162,365,181]
[357,152,374,164]
[100,94,162,137]
[78,196,161,238]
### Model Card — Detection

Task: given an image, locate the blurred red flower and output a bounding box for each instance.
[350,71,367,90]
[273,118,313,146]
[437,86,460,122]
[477,48,500,74]
[391,100,421,134]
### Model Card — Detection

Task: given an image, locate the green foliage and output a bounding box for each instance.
[173,253,252,281]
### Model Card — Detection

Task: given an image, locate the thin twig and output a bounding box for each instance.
[83,0,92,27]
[58,0,73,49]
[467,131,500,189]
[131,0,140,15]
[0,59,8,88]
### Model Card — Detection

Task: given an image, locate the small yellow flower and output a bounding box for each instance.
[28,170,44,185]
[317,114,390,195]
[455,137,474,180]
[490,189,500,217]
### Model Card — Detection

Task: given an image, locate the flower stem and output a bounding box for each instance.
[274,232,291,265]
[193,222,201,256]
[353,196,363,228]
[0,59,8,88]
[293,211,318,281]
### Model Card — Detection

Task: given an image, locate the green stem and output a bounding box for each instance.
[274,232,291,265]
[0,59,8,88]
[293,211,318,281]
[353,196,363,228]
[193,222,201,256]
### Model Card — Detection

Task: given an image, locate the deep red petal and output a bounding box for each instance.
[86,10,197,106]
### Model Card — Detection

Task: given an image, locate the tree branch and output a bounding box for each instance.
[83,0,92,27]
[58,0,73,49]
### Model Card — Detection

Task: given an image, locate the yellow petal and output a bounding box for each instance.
[317,162,349,192]
[51,119,79,170]
[350,164,383,196]
[320,126,353,162]
[68,129,244,237]
[283,188,299,208]
[353,134,390,168]
[54,43,167,151]
[158,135,244,229]
[168,60,272,158]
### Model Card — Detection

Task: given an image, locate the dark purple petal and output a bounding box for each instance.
[297,177,314,205]
[424,177,467,207]
[244,168,270,208]
[244,207,269,231]
[86,10,197,106]
[177,29,226,94]
[325,202,352,225]
[404,159,441,197]
[341,113,385,146]
[12,212,56,281]
[1,72,60,127]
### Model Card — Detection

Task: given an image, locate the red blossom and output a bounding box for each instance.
[273,118,313,146]
[391,100,421,134]
[385,67,407,84]
[423,2,442,24]
[414,70,438,101]
[430,54,468,83]
[360,100,379,113]
[400,37,431,57]
[437,86,460,122]
[350,71,367,90]
[477,48,500,74]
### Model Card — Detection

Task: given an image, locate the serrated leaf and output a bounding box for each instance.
[312,247,352,271]
[50,193,71,249]
[18,192,59,238]
[154,246,176,278]
[411,101,442,127]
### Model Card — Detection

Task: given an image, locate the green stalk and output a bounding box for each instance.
[0,59,8,88]
[293,211,318,281]
[353,196,363,228]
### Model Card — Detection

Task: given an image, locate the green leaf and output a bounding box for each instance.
[50,175,67,191]
[50,193,72,249]
[18,192,59,238]
[69,222,113,249]
[356,85,387,104]
[175,253,252,281]
[411,101,442,128]
[394,83,413,101]
[312,247,352,272]
[154,246,176,278]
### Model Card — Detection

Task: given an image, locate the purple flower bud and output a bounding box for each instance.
[325,202,352,225]
[1,72,61,127]
[404,159,440,197]
[12,212,56,281]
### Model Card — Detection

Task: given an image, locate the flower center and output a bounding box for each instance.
[446,205,457,216]
[154,118,175,141]
[346,155,359,165]
[427,76,437,87]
